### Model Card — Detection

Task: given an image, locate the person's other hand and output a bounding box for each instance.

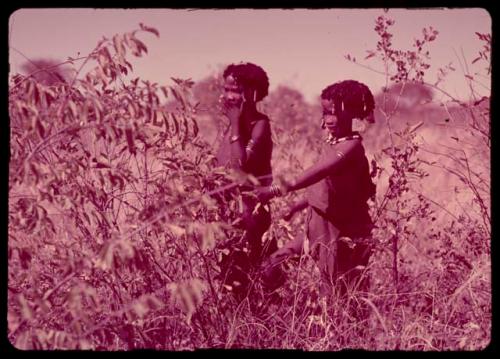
[261,248,292,271]
[254,186,275,203]
[282,209,295,222]
[220,95,244,125]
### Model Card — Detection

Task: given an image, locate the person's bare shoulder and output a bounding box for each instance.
[322,138,361,161]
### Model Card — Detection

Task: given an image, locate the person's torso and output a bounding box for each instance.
[216,113,273,186]
[307,138,374,237]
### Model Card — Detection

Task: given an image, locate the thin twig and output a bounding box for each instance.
[42,272,76,301]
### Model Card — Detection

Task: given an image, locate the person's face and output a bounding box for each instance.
[222,75,244,107]
[321,98,339,134]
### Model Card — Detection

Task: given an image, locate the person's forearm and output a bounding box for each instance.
[268,235,304,265]
[229,122,247,170]
[291,198,308,213]
[285,163,331,193]
[283,137,357,194]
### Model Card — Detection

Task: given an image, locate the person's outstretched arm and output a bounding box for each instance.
[284,139,359,193]
[257,139,360,203]
[283,198,309,221]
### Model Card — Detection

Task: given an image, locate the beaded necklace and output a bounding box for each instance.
[325,132,362,145]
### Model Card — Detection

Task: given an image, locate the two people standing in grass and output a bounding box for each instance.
[214,64,376,303]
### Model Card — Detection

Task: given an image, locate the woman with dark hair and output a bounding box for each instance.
[257,80,376,298]
[215,62,284,301]
[217,63,272,182]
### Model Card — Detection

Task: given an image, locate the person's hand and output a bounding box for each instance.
[261,247,293,270]
[282,209,295,222]
[254,186,275,203]
[255,181,291,203]
[220,95,244,125]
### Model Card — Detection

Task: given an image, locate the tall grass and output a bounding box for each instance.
[8,14,490,350]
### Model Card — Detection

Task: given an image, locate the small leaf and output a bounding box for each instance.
[35,119,45,139]
[96,242,114,271]
[365,51,376,60]
[94,162,111,169]
[170,112,180,135]
[18,295,33,321]
[68,101,78,118]
[132,302,148,319]
[131,37,148,56]
[471,57,482,64]
[167,224,185,237]
[202,224,216,251]
[139,23,160,37]
[125,127,136,155]
[191,116,199,137]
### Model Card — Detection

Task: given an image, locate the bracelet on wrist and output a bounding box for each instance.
[269,184,284,197]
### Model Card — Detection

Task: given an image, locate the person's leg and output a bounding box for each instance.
[315,238,338,298]
[336,240,373,322]
[335,239,372,296]
[333,240,351,298]
[349,243,372,294]
[263,234,304,268]
[217,196,263,301]
[218,248,252,302]
[308,212,340,298]
[260,233,303,292]
[242,204,271,267]
[239,198,288,295]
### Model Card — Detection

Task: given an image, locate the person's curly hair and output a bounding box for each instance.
[321,80,375,122]
[223,62,269,102]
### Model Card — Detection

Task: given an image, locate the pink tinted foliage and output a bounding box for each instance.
[8,14,491,350]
